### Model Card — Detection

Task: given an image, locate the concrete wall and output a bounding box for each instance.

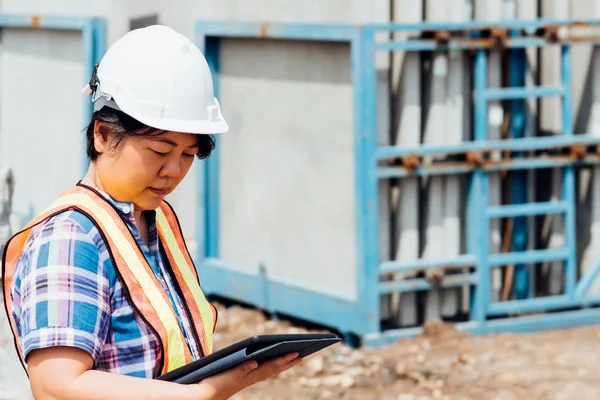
[217,38,356,300]
[0,28,84,224]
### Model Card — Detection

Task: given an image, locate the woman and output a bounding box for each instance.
[1,25,302,399]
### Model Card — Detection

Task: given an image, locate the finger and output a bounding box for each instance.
[267,353,299,374]
[238,360,259,375]
[252,355,303,382]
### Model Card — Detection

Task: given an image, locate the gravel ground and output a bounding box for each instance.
[211,303,600,400]
[3,300,600,400]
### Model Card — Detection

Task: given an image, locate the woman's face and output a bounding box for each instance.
[94,124,199,211]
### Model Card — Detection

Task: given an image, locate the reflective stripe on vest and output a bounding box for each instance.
[156,202,217,354]
[1,185,215,375]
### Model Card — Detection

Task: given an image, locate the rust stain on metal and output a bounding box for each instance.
[569,143,586,159]
[427,269,444,282]
[30,15,41,28]
[434,30,451,45]
[466,151,484,167]
[570,20,591,28]
[402,154,420,171]
[561,34,600,43]
[543,26,560,43]
[260,23,271,37]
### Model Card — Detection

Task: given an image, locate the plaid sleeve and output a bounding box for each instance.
[12,212,111,363]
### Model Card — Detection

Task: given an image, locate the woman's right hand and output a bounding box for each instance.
[196,352,303,400]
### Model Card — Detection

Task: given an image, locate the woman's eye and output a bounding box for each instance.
[151,149,169,156]
[183,153,195,159]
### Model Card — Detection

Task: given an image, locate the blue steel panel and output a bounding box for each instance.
[487,295,572,316]
[380,255,477,274]
[489,248,570,266]
[486,201,569,218]
[484,86,564,101]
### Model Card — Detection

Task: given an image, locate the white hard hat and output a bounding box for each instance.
[83,25,228,134]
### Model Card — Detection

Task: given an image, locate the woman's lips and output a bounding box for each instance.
[149,187,169,196]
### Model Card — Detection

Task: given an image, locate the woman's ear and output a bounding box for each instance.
[93,121,109,154]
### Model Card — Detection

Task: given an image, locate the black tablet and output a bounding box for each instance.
[156,333,342,384]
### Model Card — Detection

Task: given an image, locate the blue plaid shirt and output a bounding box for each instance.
[9,189,202,378]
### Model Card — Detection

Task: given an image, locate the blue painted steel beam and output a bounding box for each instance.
[470,48,490,326]
[487,295,572,316]
[379,134,600,157]
[486,201,569,219]
[200,35,222,260]
[357,26,381,335]
[369,18,600,33]
[380,255,477,274]
[196,21,358,41]
[365,306,600,347]
[377,157,600,179]
[508,46,529,301]
[0,14,91,30]
[375,134,600,160]
[561,44,577,300]
[363,322,480,347]
[484,86,564,101]
[489,248,570,267]
[379,275,476,294]
[375,37,600,52]
[483,308,600,335]
[81,18,107,173]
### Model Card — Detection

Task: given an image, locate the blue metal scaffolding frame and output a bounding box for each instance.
[196,18,600,347]
[0,14,107,174]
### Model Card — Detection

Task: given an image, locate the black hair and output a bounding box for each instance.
[85,106,215,161]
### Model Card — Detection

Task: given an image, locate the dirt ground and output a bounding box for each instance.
[212,302,600,400]
[3,300,600,399]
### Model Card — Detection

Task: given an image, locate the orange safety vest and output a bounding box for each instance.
[1,185,217,375]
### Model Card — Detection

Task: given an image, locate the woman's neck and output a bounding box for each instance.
[81,165,144,225]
